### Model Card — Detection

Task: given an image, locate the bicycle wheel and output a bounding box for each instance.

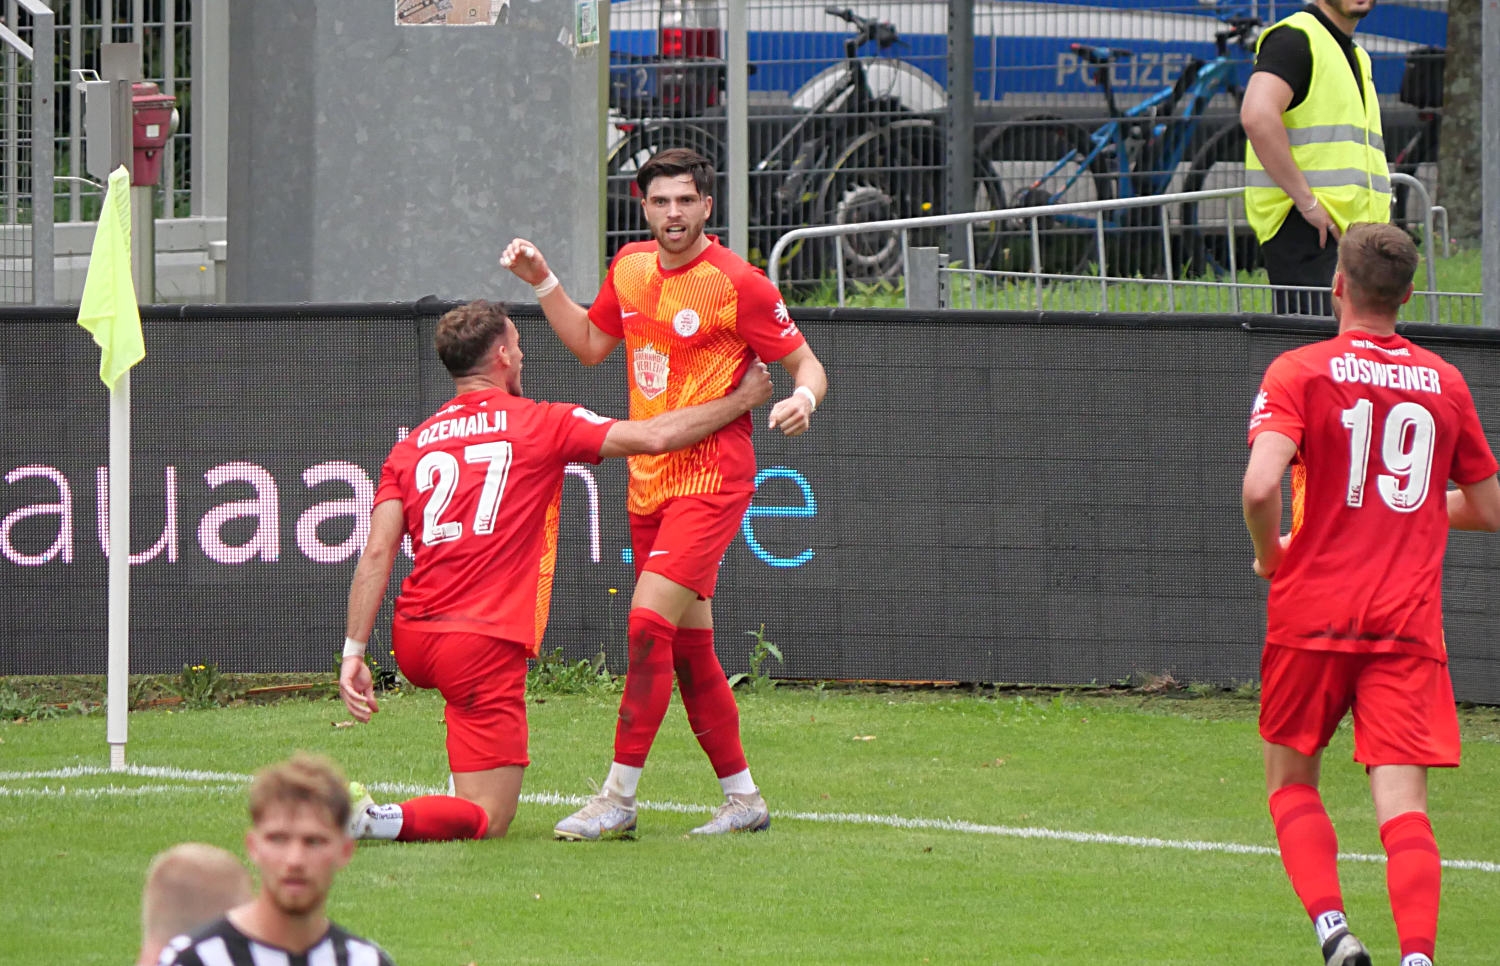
[812,118,946,281]
[968,139,1012,273]
[974,118,1104,276]
[605,120,728,259]
[746,123,836,289]
[1179,123,1255,279]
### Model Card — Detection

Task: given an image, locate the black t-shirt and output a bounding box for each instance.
[1251,4,1365,110]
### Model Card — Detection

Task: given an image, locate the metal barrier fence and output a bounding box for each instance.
[767,173,1485,326]
[607,0,1446,287]
[1,3,1458,304]
[0,0,53,304]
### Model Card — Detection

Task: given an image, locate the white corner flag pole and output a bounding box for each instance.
[82,61,145,771]
[107,370,131,772]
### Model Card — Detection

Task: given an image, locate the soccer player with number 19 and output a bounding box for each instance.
[1242,223,1500,966]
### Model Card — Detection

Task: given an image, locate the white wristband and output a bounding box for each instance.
[1298,197,1319,214]
[532,272,560,299]
[794,385,817,413]
[342,637,367,660]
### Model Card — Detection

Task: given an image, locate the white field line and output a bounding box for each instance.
[3,765,1498,875]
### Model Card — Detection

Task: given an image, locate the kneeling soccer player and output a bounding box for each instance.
[338,299,771,841]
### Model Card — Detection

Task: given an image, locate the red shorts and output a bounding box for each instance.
[392,622,530,772]
[629,490,754,599]
[1258,645,1460,767]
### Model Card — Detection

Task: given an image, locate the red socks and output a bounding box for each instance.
[393,795,490,841]
[611,616,750,776]
[1381,811,1441,961]
[673,627,749,778]
[1270,787,1442,961]
[613,608,678,767]
[1268,784,1345,923]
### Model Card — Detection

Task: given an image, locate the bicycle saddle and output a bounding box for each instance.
[1069,43,1132,64]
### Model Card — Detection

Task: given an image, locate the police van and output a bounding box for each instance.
[609,0,1443,115]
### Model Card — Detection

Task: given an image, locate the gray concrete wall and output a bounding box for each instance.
[227,1,603,303]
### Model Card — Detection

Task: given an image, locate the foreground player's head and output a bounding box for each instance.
[138,843,252,965]
[245,754,355,918]
[435,299,523,395]
[637,148,714,260]
[1332,222,1417,327]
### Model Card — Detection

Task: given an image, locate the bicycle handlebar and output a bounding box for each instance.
[824,6,901,50]
[1214,16,1262,49]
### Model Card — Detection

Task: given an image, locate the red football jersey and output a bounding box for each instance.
[588,236,807,515]
[1248,330,1498,659]
[375,387,615,655]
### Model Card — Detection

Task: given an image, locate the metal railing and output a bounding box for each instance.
[0,0,53,304]
[767,173,1461,326]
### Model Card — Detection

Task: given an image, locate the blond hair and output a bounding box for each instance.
[247,752,351,831]
[139,843,251,959]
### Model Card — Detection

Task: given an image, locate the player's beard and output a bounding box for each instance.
[652,218,705,256]
[264,877,327,918]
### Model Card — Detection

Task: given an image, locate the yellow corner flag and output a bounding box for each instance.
[77,165,144,388]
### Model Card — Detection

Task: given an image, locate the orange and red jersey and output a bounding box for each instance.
[588,237,806,515]
[375,387,615,655]
[1248,330,1497,660]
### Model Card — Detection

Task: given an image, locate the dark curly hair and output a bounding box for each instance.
[635,147,715,199]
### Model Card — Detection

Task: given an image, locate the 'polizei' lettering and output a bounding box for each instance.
[1328,354,1441,394]
[416,411,507,448]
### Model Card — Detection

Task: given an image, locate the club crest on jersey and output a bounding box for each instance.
[672,308,701,338]
[633,345,670,399]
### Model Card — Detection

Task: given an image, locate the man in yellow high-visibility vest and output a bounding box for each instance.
[1241,0,1391,317]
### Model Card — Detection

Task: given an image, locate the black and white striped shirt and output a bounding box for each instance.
[157,916,396,966]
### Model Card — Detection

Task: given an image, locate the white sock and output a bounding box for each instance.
[1400,955,1434,966]
[360,803,405,841]
[603,763,642,800]
[719,769,756,797]
[1313,910,1348,945]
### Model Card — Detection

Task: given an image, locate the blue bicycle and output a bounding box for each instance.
[977,14,1261,277]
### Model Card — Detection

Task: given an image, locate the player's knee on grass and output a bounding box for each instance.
[454,767,524,839]
[481,799,519,838]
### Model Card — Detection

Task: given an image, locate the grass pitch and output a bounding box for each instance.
[3,686,1498,965]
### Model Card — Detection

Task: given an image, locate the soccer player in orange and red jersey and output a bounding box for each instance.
[1243,223,1500,966]
[501,147,828,839]
[337,300,771,842]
